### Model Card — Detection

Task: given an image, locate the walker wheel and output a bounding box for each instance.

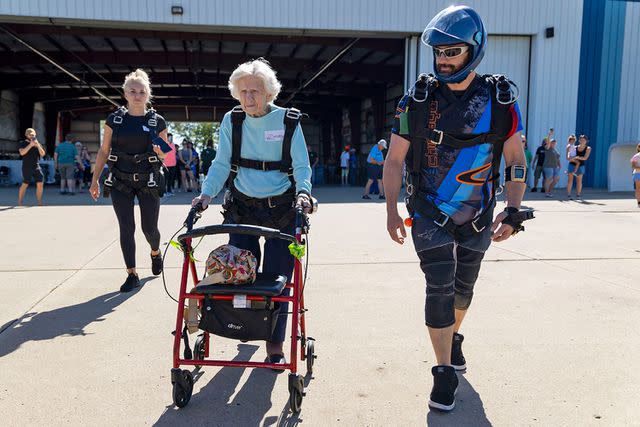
[172,370,193,408]
[288,373,304,413]
[306,338,316,375]
[193,334,206,368]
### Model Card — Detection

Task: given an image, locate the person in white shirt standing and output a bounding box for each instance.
[340,145,350,185]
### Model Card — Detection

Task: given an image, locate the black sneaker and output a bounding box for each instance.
[120,273,140,293]
[151,252,163,275]
[379,195,386,200]
[362,194,371,200]
[530,188,537,192]
[451,333,466,371]
[428,365,458,412]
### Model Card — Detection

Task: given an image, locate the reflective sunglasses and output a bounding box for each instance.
[433,45,469,59]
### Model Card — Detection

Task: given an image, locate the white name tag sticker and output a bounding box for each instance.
[233,294,249,309]
[264,129,285,142]
[142,125,150,132]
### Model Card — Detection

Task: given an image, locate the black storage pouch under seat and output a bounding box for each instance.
[199,297,281,341]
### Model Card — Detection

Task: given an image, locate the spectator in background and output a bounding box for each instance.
[17,127,46,206]
[178,140,196,192]
[308,145,319,184]
[79,145,92,192]
[543,138,561,198]
[349,147,358,186]
[340,145,350,185]
[55,134,80,195]
[362,139,386,200]
[164,133,177,196]
[531,139,546,192]
[631,143,640,208]
[567,134,591,200]
[191,142,201,191]
[201,139,216,177]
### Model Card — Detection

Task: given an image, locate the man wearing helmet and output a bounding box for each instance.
[383,6,532,412]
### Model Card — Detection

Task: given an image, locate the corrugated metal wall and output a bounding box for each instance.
[0,0,580,36]
[618,1,640,144]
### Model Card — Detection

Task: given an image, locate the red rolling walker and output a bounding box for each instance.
[170,204,315,413]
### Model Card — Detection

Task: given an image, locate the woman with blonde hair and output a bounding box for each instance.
[191,58,313,369]
[90,69,169,292]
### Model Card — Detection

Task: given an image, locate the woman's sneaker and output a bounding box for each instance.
[428,365,458,412]
[151,252,163,275]
[451,333,466,371]
[120,273,140,293]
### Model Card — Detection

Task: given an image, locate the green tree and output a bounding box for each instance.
[168,122,220,151]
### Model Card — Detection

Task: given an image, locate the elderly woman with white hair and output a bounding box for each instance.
[192,58,312,370]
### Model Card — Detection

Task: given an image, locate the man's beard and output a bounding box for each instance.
[437,63,459,75]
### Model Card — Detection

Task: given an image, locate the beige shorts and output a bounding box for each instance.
[58,163,75,180]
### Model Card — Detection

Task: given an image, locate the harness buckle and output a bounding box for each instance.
[471,218,486,233]
[113,115,123,124]
[267,197,276,208]
[230,164,239,173]
[147,118,157,127]
[430,129,444,145]
[107,154,118,162]
[133,173,140,182]
[261,161,267,171]
[148,173,156,187]
[148,156,159,163]
[286,108,302,121]
[433,211,450,228]
[104,172,113,186]
[406,183,414,196]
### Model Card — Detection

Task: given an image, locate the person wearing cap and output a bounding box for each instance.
[383,5,530,412]
[362,139,387,199]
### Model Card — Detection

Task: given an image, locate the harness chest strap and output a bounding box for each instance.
[227,106,303,189]
[404,74,516,234]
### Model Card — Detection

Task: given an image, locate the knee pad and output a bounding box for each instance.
[454,247,485,310]
[418,245,456,328]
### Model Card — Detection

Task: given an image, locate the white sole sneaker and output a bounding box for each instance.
[428,386,458,411]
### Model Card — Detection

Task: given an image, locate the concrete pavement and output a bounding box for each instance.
[0,186,639,426]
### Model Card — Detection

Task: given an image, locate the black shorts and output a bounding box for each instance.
[22,167,43,184]
[367,163,382,180]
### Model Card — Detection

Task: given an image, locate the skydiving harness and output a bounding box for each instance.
[103,106,164,198]
[222,105,306,229]
[403,73,532,238]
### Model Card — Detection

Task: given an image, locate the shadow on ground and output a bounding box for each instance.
[426,374,492,426]
[154,343,290,426]
[0,276,154,358]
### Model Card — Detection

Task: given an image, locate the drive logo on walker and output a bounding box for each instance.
[227,323,243,330]
[264,129,285,142]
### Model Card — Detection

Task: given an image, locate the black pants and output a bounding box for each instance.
[417,243,485,328]
[166,166,177,192]
[225,205,295,343]
[111,187,161,269]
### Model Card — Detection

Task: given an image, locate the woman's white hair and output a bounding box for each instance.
[123,68,152,101]
[228,58,282,102]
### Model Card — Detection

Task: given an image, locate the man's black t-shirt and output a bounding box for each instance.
[535,145,546,167]
[19,140,40,171]
[105,111,167,173]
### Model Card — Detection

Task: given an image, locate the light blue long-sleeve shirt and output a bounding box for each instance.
[201,104,312,198]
